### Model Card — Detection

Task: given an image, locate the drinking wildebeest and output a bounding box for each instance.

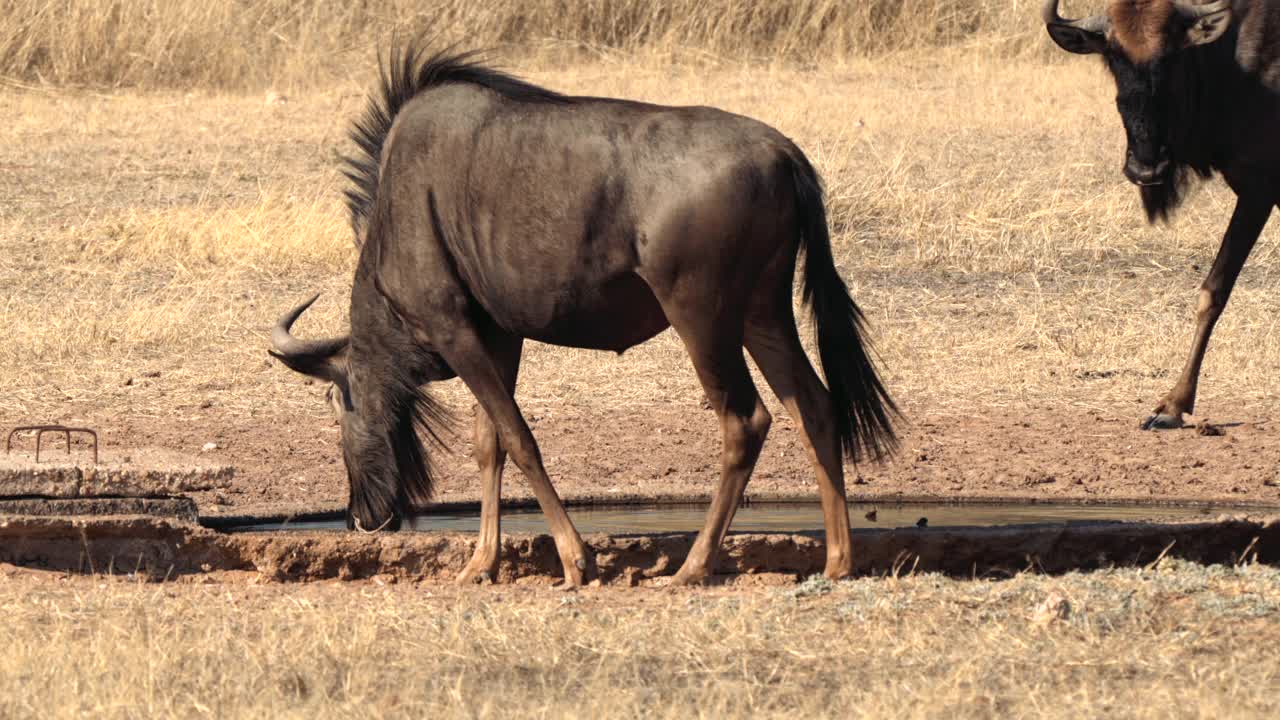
[1042,0,1280,430]
[270,45,898,586]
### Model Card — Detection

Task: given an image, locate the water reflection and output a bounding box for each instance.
[241,502,1227,534]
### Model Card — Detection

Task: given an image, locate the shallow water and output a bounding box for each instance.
[235,502,1232,534]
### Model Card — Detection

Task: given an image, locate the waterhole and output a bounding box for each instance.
[226,501,1241,534]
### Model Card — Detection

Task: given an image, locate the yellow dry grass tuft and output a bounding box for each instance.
[82,197,351,273]
[0,0,1050,90]
[0,561,1275,718]
[1,193,352,391]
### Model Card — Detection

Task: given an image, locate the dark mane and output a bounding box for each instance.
[341,262,457,529]
[341,44,570,244]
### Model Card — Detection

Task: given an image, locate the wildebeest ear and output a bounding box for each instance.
[1046,23,1107,55]
[1182,7,1231,47]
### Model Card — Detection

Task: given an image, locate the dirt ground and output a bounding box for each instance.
[25,400,1280,518]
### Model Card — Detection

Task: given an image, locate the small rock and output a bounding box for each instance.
[864,508,878,522]
[201,442,219,453]
[199,399,213,409]
[265,91,289,105]
[1031,591,1072,625]
[916,517,929,528]
[123,377,134,387]
[143,371,161,378]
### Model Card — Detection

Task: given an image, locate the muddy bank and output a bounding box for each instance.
[0,515,1275,583]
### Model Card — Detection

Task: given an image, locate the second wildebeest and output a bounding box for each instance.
[270,45,898,586]
[1043,0,1280,429]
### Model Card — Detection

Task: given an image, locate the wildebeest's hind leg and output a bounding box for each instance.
[657,299,772,586]
[1141,195,1272,430]
[435,323,593,586]
[745,268,854,579]
[456,333,522,586]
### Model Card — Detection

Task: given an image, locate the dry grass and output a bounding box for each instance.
[0,0,1050,90]
[4,53,1280,425]
[0,560,1275,718]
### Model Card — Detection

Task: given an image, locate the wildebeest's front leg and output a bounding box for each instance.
[1142,194,1272,429]
[456,335,522,586]
[438,324,594,586]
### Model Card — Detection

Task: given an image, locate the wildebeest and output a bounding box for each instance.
[1043,0,1280,429]
[270,45,898,586]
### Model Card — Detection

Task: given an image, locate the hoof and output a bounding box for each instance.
[455,569,494,586]
[665,569,707,588]
[823,566,853,581]
[559,550,596,588]
[823,551,854,580]
[1140,412,1185,431]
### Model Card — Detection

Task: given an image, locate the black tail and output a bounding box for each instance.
[789,152,899,462]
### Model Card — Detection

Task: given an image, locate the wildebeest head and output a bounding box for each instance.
[1043,0,1232,220]
[270,292,447,533]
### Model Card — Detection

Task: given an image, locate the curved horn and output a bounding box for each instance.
[1042,0,1109,34]
[1174,0,1232,46]
[269,293,350,386]
[1173,0,1230,20]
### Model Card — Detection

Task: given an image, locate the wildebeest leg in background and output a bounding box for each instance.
[1142,194,1273,430]
[745,260,854,579]
[456,333,523,585]
[437,323,593,586]
[660,298,772,586]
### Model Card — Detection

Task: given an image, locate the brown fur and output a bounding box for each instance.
[1109,0,1176,62]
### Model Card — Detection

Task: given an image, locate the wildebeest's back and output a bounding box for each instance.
[392,85,801,350]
